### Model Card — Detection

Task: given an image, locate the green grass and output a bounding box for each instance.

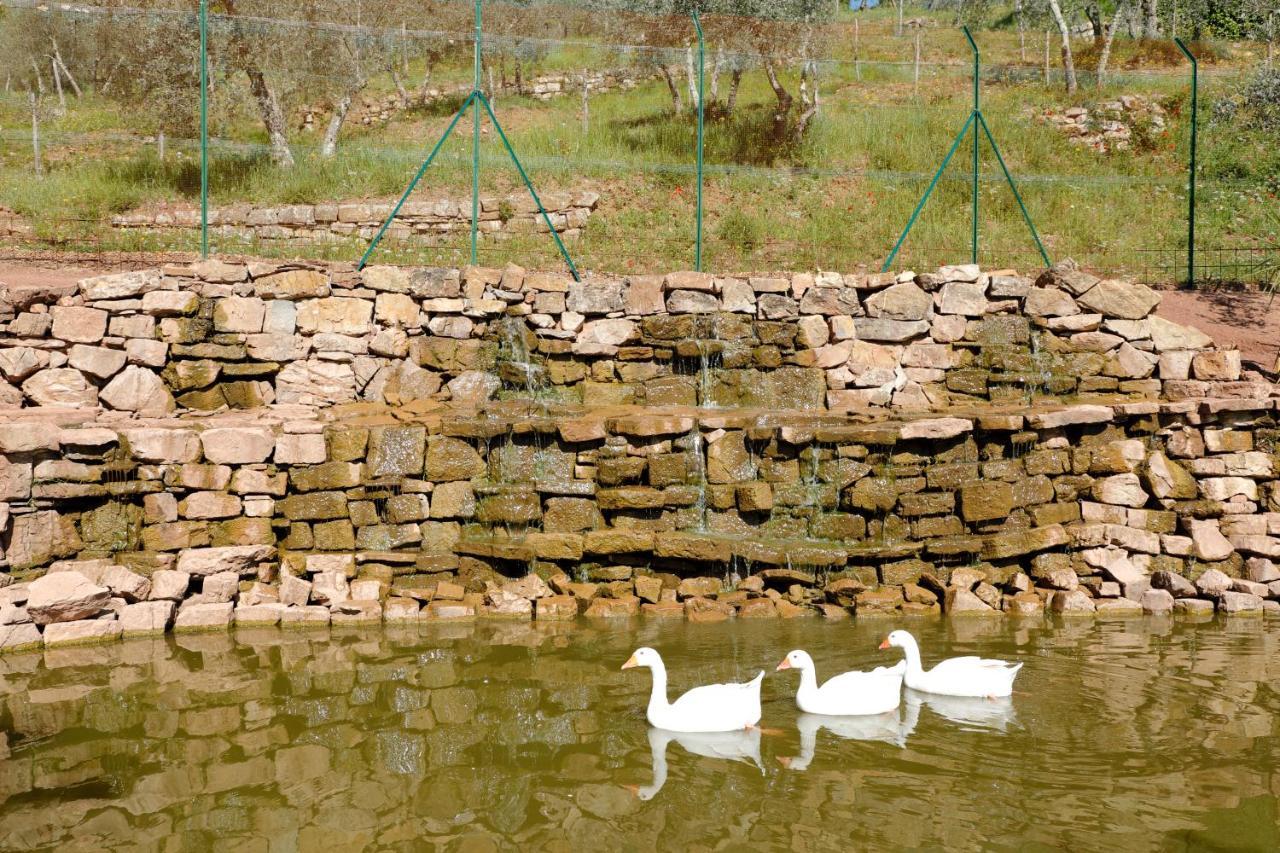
[1,9,1276,281]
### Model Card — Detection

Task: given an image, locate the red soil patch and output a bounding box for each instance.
[1156,289,1280,372]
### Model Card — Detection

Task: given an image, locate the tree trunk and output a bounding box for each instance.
[1085,4,1104,42]
[1046,0,1078,94]
[659,65,683,114]
[1097,2,1127,87]
[580,75,589,137]
[794,61,820,144]
[1016,0,1026,62]
[709,43,723,106]
[51,40,82,97]
[158,130,166,162]
[321,95,351,158]
[30,92,42,178]
[320,77,365,159]
[763,59,794,141]
[390,66,409,108]
[1142,0,1159,39]
[913,31,921,93]
[51,58,66,112]
[246,68,295,168]
[685,45,699,112]
[725,68,742,117]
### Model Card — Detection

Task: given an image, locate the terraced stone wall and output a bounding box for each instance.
[110,191,599,246]
[1,395,1279,651]
[0,260,1264,413]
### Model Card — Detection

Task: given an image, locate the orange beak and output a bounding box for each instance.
[775,658,792,671]
[777,756,793,769]
[878,637,891,650]
[621,653,638,670]
[623,784,641,797]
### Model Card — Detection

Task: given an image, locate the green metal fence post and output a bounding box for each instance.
[692,8,704,272]
[199,0,208,259]
[882,26,1050,274]
[471,0,482,267]
[965,26,978,265]
[1175,37,1197,286]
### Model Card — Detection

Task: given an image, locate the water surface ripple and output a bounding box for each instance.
[1,617,1278,851]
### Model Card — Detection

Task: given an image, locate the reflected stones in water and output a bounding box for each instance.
[2,619,1280,851]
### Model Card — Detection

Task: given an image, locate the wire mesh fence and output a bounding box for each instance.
[0,0,1277,284]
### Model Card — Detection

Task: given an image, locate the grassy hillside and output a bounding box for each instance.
[0,3,1276,280]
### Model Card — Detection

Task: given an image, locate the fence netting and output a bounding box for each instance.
[0,0,1275,283]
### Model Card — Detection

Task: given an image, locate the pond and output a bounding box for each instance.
[2,616,1278,851]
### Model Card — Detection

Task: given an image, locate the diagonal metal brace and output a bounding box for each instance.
[358,92,478,271]
[977,113,1050,268]
[477,93,581,282]
[882,113,975,273]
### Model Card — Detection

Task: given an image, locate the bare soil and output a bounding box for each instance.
[1156,288,1280,372]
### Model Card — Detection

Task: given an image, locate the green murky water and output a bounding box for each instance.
[2,617,1279,851]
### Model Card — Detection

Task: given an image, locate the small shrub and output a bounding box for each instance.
[1212,67,1280,135]
[717,209,763,255]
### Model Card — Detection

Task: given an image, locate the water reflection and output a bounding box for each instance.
[0,618,1278,851]
[779,711,914,771]
[902,689,1019,733]
[634,726,763,800]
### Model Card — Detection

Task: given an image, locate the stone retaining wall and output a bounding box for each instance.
[0,395,1279,650]
[0,258,1277,650]
[109,191,599,247]
[301,69,653,129]
[0,259,1264,414]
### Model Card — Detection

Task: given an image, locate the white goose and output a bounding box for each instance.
[621,647,763,733]
[880,630,1022,698]
[775,650,904,716]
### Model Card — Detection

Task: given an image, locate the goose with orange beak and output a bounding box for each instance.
[775,649,904,716]
[879,630,1022,698]
[621,647,763,733]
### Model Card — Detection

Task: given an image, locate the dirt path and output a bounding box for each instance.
[1156,289,1279,371]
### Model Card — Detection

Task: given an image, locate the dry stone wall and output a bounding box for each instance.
[0,259,1263,415]
[300,68,654,129]
[110,191,599,247]
[0,397,1279,651]
[0,258,1277,650]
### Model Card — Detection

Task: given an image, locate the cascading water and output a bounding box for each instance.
[686,425,708,533]
[497,316,548,399]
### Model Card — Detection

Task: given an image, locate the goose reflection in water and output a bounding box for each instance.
[629,726,764,800]
[778,710,916,771]
[903,688,1019,732]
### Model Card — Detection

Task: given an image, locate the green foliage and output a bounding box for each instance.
[716,208,763,254]
[1212,67,1280,135]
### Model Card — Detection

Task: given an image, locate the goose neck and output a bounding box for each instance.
[899,637,924,677]
[646,658,670,719]
[795,665,820,704]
